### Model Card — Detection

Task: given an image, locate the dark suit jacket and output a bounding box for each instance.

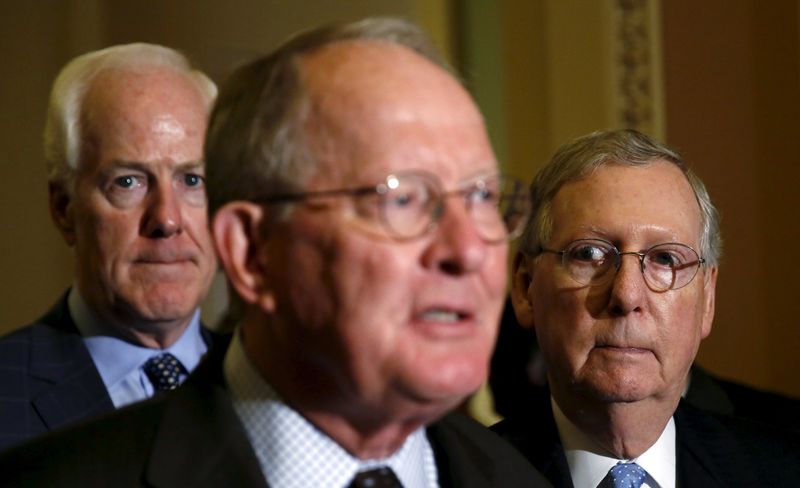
[686,364,800,432]
[0,342,551,487]
[0,292,222,451]
[491,396,800,488]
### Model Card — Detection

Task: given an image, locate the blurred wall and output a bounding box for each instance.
[662,0,800,397]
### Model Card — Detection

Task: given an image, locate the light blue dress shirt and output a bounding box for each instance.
[69,287,208,408]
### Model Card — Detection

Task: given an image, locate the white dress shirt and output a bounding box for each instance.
[69,287,207,407]
[552,397,676,488]
[224,329,439,488]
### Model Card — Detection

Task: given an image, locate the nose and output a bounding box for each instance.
[607,253,646,316]
[141,182,182,238]
[420,199,490,275]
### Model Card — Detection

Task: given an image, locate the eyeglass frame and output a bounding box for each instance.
[539,238,707,291]
[249,170,531,243]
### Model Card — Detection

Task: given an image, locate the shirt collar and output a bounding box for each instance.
[224,329,438,488]
[69,286,206,390]
[552,396,676,488]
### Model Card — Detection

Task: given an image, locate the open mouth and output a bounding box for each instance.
[419,309,467,322]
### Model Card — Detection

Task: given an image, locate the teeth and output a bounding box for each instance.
[421,310,460,322]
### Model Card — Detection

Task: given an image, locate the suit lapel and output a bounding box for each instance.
[143,351,268,488]
[428,415,496,488]
[495,397,573,487]
[674,401,759,488]
[28,296,114,430]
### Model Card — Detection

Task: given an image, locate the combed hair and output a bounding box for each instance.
[204,16,448,217]
[518,129,722,266]
[43,43,217,192]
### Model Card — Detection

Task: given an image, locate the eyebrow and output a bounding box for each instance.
[103,160,205,174]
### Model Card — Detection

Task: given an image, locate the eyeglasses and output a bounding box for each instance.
[253,170,531,243]
[540,238,706,291]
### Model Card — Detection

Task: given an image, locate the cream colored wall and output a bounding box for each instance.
[0,1,453,334]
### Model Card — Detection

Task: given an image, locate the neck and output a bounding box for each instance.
[554,390,679,459]
[241,315,447,459]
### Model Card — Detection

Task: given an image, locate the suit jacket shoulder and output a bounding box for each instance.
[0,294,112,450]
[674,401,800,487]
[428,413,551,487]
[686,365,800,432]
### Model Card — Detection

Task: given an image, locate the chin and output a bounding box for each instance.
[413,359,487,405]
[131,292,198,324]
[582,377,657,404]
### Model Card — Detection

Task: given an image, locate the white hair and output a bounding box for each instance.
[43,43,217,192]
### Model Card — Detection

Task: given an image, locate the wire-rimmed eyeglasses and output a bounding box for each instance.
[540,238,706,291]
[252,170,532,243]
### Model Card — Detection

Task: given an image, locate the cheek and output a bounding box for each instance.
[483,245,510,295]
[533,285,593,363]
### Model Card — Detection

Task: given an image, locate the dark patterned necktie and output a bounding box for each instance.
[608,462,647,488]
[348,467,403,488]
[143,353,187,392]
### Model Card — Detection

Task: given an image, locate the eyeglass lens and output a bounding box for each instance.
[377,173,529,242]
[561,239,702,291]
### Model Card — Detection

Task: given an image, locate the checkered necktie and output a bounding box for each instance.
[348,467,403,488]
[143,353,187,392]
[608,462,647,488]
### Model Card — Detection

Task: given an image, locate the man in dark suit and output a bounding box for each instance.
[0,18,549,487]
[0,43,219,450]
[493,129,799,487]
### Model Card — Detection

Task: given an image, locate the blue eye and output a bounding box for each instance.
[183,173,204,187]
[114,175,141,189]
[469,187,495,204]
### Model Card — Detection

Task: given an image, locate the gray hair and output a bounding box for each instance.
[518,129,722,266]
[204,16,448,216]
[44,42,217,192]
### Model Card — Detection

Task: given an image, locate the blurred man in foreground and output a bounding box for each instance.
[0,18,549,487]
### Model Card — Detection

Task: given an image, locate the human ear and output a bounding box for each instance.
[49,182,76,246]
[699,266,718,339]
[211,202,276,313]
[510,252,536,329]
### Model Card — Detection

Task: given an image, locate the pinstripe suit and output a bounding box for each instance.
[0,292,220,451]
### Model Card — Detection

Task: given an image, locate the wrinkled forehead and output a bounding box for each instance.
[296,40,495,187]
[550,161,703,244]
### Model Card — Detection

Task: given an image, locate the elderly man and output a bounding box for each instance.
[0,18,549,487]
[493,129,799,487]
[0,43,219,450]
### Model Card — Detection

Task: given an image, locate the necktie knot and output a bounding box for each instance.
[609,462,647,488]
[143,353,186,392]
[348,466,403,488]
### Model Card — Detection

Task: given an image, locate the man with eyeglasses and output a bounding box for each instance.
[492,129,799,487]
[0,18,549,487]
